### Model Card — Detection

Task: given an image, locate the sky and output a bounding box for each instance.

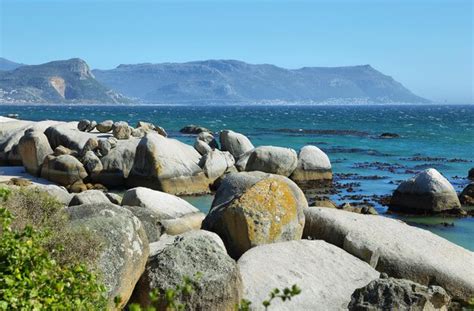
[0,0,472,103]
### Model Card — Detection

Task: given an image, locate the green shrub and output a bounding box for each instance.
[0,207,107,310]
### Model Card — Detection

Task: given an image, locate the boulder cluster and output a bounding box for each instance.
[0,117,473,309]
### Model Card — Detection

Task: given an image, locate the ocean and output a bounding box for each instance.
[1,104,473,250]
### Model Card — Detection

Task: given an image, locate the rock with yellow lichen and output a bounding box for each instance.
[202,171,307,259]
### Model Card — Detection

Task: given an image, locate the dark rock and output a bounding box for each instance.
[179,124,211,134]
[469,168,474,180]
[379,132,400,138]
[77,119,91,132]
[459,183,474,206]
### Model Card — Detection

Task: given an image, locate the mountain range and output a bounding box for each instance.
[0,57,429,104]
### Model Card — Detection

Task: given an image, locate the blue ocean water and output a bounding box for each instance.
[1,104,473,250]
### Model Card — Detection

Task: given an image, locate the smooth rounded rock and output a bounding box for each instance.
[18,130,53,176]
[77,119,91,132]
[40,154,88,187]
[245,146,298,177]
[290,145,333,186]
[113,121,131,140]
[69,189,110,206]
[219,130,254,159]
[96,120,114,133]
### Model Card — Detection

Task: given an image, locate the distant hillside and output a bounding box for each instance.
[93,60,429,104]
[0,58,129,104]
[0,57,24,71]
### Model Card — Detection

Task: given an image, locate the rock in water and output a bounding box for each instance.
[202,171,306,258]
[113,121,131,140]
[40,154,88,187]
[179,124,211,134]
[238,240,379,310]
[389,168,462,214]
[219,130,254,159]
[68,190,110,206]
[303,207,474,303]
[245,146,298,177]
[469,168,474,180]
[122,187,204,241]
[130,230,242,310]
[348,276,451,311]
[127,132,210,195]
[379,132,400,138]
[18,130,53,176]
[459,183,474,206]
[67,203,149,309]
[96,120,114,133]
[290,145,332,187]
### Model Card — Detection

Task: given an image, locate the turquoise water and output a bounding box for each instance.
[1,104,473,250]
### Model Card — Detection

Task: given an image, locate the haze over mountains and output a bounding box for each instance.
[0,57,429,104]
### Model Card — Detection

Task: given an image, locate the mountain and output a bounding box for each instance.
[93,60,429,104]
[0,57,25,71]
[0,58,129,104]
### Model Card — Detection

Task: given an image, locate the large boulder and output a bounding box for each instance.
[219,130,254,159]
[348,275,451,311]
[290,145,332,186]
[459,183,474,206]
[194,139,212,155]
[69,190,110,206]
[67,203,149,309]
[94,138,139,187]
[82,150,103,176]
[122,187,204,241]
[18,130,53,176]
[202,172,307,258]
[303,207,474,303]
[389,168,462,214]
[198,150,235,181]
[40,154,88,187]
[238,240,379,310]
[45,122,103,152]
[244,146,298,177]
[127,133,210,195]
[130,230,242,310]
[112,121,131,140]
[197,131,218,149]
[27,183,73,205]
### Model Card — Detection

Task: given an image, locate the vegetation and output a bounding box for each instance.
[0,187,107,309]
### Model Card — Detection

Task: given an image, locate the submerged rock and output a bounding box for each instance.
[67,203,149,309]
[219,130,254,159]
[348,276,451,311]
[290,145,333,187]
[127,132,210,195]
[379,132,400,139]
[202,171,306,258]
[179,124,211,134]
[303,207,474,303]
[244,146,298,177]
[389,169,462,214]
[130,230,242,310]
[238,240,379,310]
[18,130,53,176]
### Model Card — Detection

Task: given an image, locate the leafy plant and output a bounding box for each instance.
[0,207,107,310]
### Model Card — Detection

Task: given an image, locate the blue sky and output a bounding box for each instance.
[0,0,472,103]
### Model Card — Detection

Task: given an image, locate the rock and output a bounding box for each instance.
[136,121,155,131]
[82,137,98,154]
[459,183,474,206]
[379,132,400,139]
[112,121,131,140]
[87,120,97,132]
[18,130,53,176]
[389,168,462,214]
[122,187,200,219]
[53,145,74,156]
[131,127,146,138]
[245,146,298,177]
[97,139,112,156]
[348,277,451,311]
[105,192,122,205]
[40,154,88,187]
[197,132,219,149]
[310,198,337,208]
[159,212,206,236]
[45,122,102,152]
[198,150,235,181]
[154,126,167,137]
[7,177,32,187]
[29,183,73,205]
[130,230,242,310]
[194,139,212,155]
[302,207,474,303]
[127,133,210,195]
[339,203,378,215]
[235,150,252,171]
[82,150,103,176]
[469,168,474,180]
[202,172,307,258]
[96,120,114,133]
[179,124,211,134]
[67,203,149,309]
[69,180,88,193]
[238,240,379,310]
[94,138,139,187]
[219,130,254,159]
[77,119,91,132]
[68,189,110,206]
[107,136,117,148]
[290,145,333,187]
